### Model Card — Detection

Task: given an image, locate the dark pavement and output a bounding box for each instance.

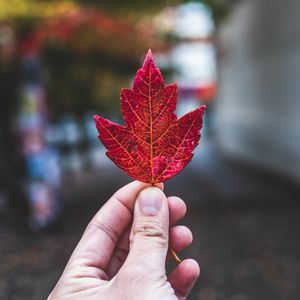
[1,139,300,300]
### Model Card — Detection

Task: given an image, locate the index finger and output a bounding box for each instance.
[70,180,163,273]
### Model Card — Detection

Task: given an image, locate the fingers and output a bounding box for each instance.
[71,181,162,273]
[168,225,193,260]
[122,187,169,274]
[169,196,186,224]
[113,195,186,255]
[106,196,188,278]
[168,259,200,300]
[106,226,131,278]
[114,196,186,255]
[107,224,192,278]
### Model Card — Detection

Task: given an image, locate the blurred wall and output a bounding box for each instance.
[216,0,300,182]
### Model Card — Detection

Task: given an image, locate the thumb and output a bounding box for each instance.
[125,187,169,271]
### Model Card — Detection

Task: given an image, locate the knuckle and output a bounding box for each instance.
[131,218,167,247]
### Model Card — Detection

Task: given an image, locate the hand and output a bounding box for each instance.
[48,181,200,300]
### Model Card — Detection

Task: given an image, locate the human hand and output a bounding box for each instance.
[48,181,200,300]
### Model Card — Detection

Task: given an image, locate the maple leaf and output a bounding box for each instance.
[94,50,205,184]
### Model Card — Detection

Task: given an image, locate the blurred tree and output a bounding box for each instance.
[0,21,24,210]
[74,0,231,23]
[0,0,166,116]
[0,0,232,117]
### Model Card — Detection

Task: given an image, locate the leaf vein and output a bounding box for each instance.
[156,118,197,180]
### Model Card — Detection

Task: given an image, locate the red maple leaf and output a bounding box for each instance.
[94,50,205,184]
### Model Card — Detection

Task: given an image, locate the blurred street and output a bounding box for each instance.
[1,139,299,300]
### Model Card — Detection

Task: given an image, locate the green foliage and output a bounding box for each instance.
[0,0,230,117]
[0,1,79,21]
[0,1,164,116]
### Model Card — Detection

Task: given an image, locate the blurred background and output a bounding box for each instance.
[0,0,299,299]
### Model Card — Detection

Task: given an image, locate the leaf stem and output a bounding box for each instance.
[170,248,181,264]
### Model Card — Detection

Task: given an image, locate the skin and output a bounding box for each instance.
[48,181,200,300]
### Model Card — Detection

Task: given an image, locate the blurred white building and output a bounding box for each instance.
[217,0,300,182]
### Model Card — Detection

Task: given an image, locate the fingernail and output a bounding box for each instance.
[138,188,162,216]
